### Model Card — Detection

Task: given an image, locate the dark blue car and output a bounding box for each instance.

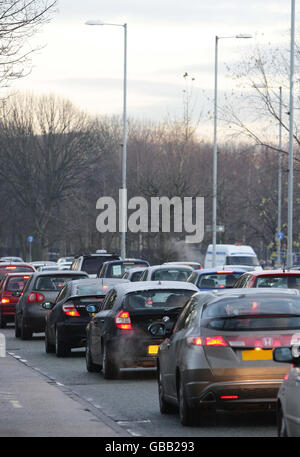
[97,259,150,279]
[186,267,248,290]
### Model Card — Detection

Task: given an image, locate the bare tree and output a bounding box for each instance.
[0,1,57,87]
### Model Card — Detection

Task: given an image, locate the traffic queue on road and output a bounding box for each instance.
[1,250,300,436]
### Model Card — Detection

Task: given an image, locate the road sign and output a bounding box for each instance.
[27,236,34,243]
[276,232,284,240]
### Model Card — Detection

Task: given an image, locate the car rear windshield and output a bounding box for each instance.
[0,266,33,280]
[151,269,191,281]
[82,256,118,275]
[197,272,243,289]
[73,284,110,296]
[107,262,148,278]
[202,295,300,331]
[226,256,259,266]
[125,289,195,310]
[6,276,31,291]
[34,275,87,291]
[254,275,300,288]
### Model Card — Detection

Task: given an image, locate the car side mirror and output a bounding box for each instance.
[148,321,174,338]
[42,302,54,310]
[86,304,100,314]
[12,291,21,297]
[273,345,300,365]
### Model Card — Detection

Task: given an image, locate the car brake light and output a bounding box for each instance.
[26,292,45,303]
[114,310,132,330]
[62,303,80,317]
[1,298,10,304]
[220,395,239,399]
[187,336,228,346]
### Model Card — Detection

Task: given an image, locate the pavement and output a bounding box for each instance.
[0,350,129,437]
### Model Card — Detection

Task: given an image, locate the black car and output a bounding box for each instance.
[85,281,199,379]
[15,271,89,339]
[44,278,129,357]
[157,288,300,426]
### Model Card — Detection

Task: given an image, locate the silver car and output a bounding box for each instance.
[273,344,300,436]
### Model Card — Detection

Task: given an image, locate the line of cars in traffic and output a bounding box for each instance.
[2,252,300,435]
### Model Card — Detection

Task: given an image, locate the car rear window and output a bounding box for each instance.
[202,296,300,331]
[73,284,110,296]
[6,276,31,291]
[34,275,87,291]
[151,269,191,281]
[0,266,34,280]
[226,256,259,266]
[125,289,195,310]
[107,262,148,278]
[254,275,300,288]
[82,256,119,274]
[197,272,243,289]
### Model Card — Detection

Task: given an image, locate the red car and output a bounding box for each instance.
[0,272,33,327]
[233,269,300,289]
[0,263,35,281]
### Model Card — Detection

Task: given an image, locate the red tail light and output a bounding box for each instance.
[1,297,10,304]
[114,310,132,330]
[26,292,45,303]
[187,336,228,347]
[62,303,80,317]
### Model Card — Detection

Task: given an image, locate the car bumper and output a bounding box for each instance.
[186,377,283,411]
[110,336,164,368]
[57,321,88,348]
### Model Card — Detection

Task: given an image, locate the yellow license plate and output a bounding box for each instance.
[242,349,273,361]
[148,345,159,355]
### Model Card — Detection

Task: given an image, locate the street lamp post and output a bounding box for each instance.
[212,33,252,267]
[85,19,128,259]
[287,0,295,268]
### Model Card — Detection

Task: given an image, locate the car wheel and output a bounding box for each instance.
[15,316,21,338]
[102,342,119,379]
[178,376,196,426]
[0,314,7,328]
[21,318,32,340]
[158,368,174,414]
[55,327,71,357]
[45,327,55,353]
[278,407,288,437]
[85,343,100,372]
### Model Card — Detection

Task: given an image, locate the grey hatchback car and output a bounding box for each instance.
[15,270,88,339]
[157,288,300,425]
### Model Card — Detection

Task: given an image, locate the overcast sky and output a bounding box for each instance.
[11,0,297,135]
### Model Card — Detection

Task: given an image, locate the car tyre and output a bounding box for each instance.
[15,316,21,337]
[0,314,7,328]
[278,407,288,437]
[45,327,55,353]
[86,344,100,372]
[178,376,196,426]
[158,368,174,414]
[55,327,71,357]
[102,342,119,379]
[21,318,32,340]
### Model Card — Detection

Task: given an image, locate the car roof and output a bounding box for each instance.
[242,269,300,277]
[0,263,34,267]
[108,280,199,295]
[103,258,149,264]
[31,270,89,277]
[192,287,300,303]
[193,267,248,274]
[145,264,194,272]
[2,272,33,278]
